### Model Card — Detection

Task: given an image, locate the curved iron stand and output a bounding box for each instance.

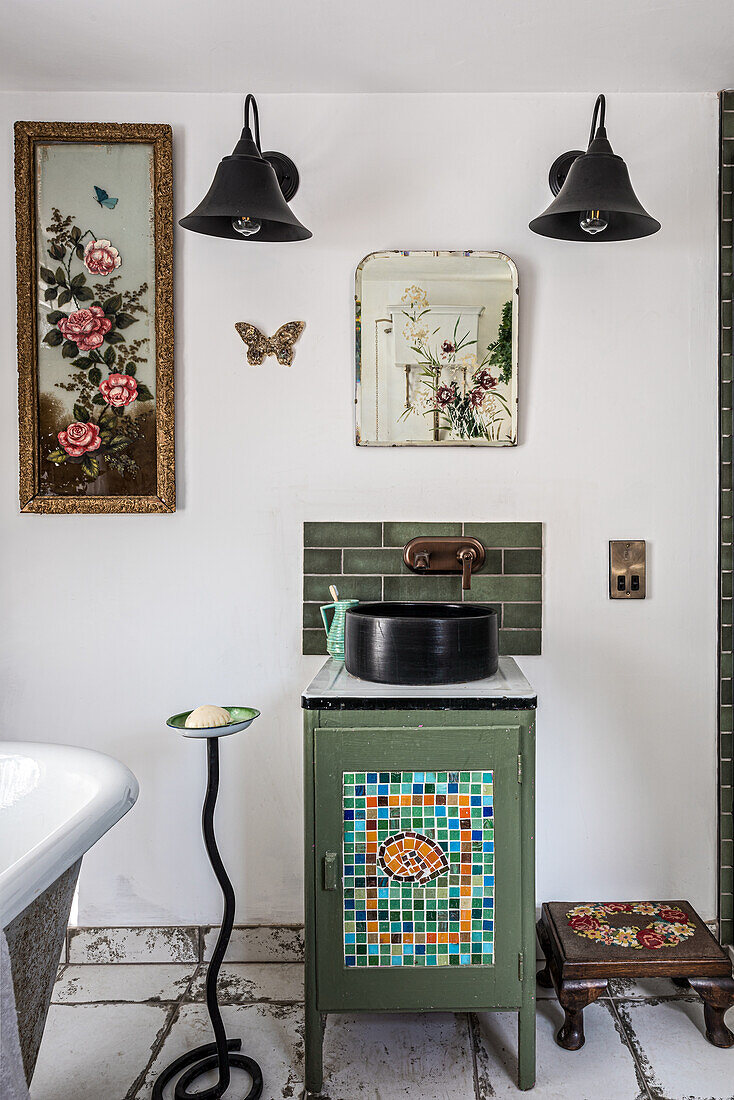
[153,738,263,1100]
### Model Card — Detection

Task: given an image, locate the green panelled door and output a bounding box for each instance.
[313,724,523,1012]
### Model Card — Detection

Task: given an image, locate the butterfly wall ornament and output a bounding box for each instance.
[234,321,305,366]
[94,186,118,209]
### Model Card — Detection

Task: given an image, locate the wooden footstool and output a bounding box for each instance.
[536,901,734,1051]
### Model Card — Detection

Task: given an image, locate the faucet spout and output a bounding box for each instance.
[458,548,476,591]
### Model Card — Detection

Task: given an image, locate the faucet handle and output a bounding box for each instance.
[414,551,431,571]
[457,547,477,591]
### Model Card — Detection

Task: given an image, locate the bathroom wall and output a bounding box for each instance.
[0,91,719,926]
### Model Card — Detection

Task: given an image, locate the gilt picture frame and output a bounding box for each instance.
[355,250,518,447]
[14,121,174,513]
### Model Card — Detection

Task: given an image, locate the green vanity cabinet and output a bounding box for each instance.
[302,658,537,1093]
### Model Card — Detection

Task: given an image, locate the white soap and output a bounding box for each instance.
[185,705,231,729]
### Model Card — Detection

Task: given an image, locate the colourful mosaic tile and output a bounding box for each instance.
[342,770,494,967]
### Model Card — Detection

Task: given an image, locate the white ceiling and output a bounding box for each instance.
[3,0,734,93]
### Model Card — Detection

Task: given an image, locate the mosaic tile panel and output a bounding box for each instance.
[342,770,495,967]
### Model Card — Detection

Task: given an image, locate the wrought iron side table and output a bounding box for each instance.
[153,707,263,1100]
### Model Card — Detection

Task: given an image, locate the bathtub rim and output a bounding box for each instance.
[0,740,139,929]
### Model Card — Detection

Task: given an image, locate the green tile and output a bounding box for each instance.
[724,410,733,436]
[303,629,328,655]
[723,517,733,544]
[723,92,734,112]
[304,521,382,547]
[723,220,734,248]
[343,548,404,574]
[722,489,732,518]
[499,629,541,656]
[470,575,542,602]
[473,548,502,574]
[722,652,733,678]
[723,732,733,758]
[503,548,542,575]
[722,839,733,868]
[721,706,733,732]
[723,546,733,571]
[723,325,733,355]
[463,601,502,622]
[503,602,542,629]
[723,599,733,627]
[383,575,463,601]
[464,522,542,548]
[303,574,382,602]
[720,918,733,946]
[724,680,733,708]
[303,603,326,629]
[723,165,734,193]
[724,465,733,491]
[723,300,733,329]
[382,522,462,545]
[721,893,734,921]
[722,354,733,384]
[304,548,342,574]
[722,813,734,842]
[724,573,733,599]
[722,382,732,410]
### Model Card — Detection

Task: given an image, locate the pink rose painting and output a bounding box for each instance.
[57,306,112,351]
[39,209,154,488]
[58,421,102,457]
[99,373,138,407]
[83,239,122,276]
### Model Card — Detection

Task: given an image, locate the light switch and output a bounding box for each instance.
[609,540,646,599]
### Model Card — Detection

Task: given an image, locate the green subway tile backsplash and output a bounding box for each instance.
[303,521,542,658]
[304,521,382,547]
[720,94,734,944]
[382,521,462,544]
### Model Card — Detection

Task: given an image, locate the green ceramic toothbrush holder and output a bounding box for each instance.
[320,599,359,661]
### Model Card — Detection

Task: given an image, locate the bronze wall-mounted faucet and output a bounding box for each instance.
[403,536,486,592]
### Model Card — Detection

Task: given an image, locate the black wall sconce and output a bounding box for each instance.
[180,94,311,241]
[529,94,660,242]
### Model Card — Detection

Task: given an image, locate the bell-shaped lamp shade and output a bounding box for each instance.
[180,95,311,242]
[529,95,660,242]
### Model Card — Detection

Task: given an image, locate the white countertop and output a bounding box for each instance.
[302,656,535,706]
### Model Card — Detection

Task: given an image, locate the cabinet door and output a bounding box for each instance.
[313,724,522,1012]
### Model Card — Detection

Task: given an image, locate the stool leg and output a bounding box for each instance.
[556,980,606,1051]
[688,976,734,1048]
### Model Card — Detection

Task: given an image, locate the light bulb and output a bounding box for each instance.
[231,215,262,237]
[579,210,608,236]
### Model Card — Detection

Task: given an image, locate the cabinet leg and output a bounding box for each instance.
[688,976,734,1048]
[304,1001,325,1096]
[518,1001,536,1090]
[556,980,606,1051]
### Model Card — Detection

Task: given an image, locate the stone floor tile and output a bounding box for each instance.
[32,1002,173,1100]
[52,964,195,1004]
[608,976,689,1000]
[615,995,734,1100]
[135,1002,302,1099]
[187,963,304,1004]
[68,926,199,964]
[322,1012,475,1099]
[472,1000,646,1099]
[202,924,304,963]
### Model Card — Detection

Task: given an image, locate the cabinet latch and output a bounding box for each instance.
[517,755,523,784]
[323,851,338,891]
[518,952,524,981]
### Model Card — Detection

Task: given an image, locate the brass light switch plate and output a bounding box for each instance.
[609,540,646,599]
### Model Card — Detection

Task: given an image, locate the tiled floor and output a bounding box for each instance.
[31,964,734,1099]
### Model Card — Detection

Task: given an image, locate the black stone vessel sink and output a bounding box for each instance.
[344,602,499,685]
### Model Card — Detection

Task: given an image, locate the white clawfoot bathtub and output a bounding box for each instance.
[0,741,139,1087]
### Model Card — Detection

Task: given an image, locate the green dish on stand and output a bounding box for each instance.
[167,707,260,738]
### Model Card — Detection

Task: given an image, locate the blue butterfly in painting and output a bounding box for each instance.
[93,186,118,209]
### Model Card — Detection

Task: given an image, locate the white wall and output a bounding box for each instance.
[0,92,719,925]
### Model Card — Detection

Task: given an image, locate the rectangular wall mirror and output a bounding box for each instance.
[355,250,518,446]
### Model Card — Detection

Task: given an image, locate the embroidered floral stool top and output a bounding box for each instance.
[536,901,734,1051]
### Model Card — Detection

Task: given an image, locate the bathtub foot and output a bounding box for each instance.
[152,737,263,1100]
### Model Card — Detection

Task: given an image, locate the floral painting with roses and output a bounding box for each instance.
[15,124,174,513]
